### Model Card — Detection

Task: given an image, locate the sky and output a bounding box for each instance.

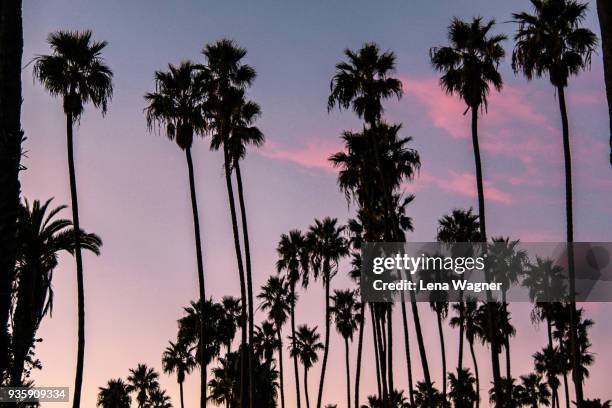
[19,0,612,407]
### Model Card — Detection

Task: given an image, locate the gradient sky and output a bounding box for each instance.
[20,0,612,407]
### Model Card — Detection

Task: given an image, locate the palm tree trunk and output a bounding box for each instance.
[371,305,382,399]
[557,85,583,406]
[344,337,351,408]
[186,148,207,407]
[221,142,248,407]
[66,112,86,408]
[469,339,480,408]
[179,381,185,408]
[9,268,34,386]
[316,269,331,408]
[597,0,612,166]
[234,161,255,408]
[563,371,570,408]
[457,299,465,370]
[305,367,311,408]
[0,0,23,381]
[471,106,503,406]
[277,327,286,408]
[291,284,302,408]
[354,303,365,408]
[387,307,394,396]
[400,296,415,407]
[409,299,433,403]
[436,308,447,401]
[374,308,389,406]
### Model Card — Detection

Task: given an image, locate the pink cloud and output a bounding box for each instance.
[258,137,341,172]
[415,170,514,204]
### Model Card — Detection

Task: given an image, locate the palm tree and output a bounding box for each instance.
[0,0,24,380]
[258,275,291,408]
[437,208,480,372]
[534,346,563,408]
[219,296,242,354]
[448,368,478,408]
[277,229,310,408]
[202,39,257,406]
[430,18,506,403]
[177,299,223,370]
[149,388,173,408]
[97,378,131,408]
[515,373,551,408]
[306,217,348,408]
[290,325,324,408]
[144,60,207,406]
[512,2,597,403]
[489,377,520,408]
[330,289,361,408]
[127,363,160,408]
[584,400,612,408]
[32,30,113,407]
[254,321,281,364]
[162,340,196,408]
[208,354,235,407]
[10,198,101,386]
[597,0,612,165]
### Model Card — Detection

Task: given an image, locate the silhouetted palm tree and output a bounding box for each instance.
[515,373,551,408]
[489,377,520,408]
[10,198,101,386]
[162,340,196,408]
[177,300,222,369]
[127,363,160,408]
[144,60,207,407]
[258,275,291,408]
[97,378,131,408]
[277,229,310,408]
[254,321,281,364]
[330,289,361,408]
[202,39,257,406]
[149,388,173,408]
[597,0,612,166]
[208,355,235,407]
[534,345,563,408]
[512,2,597,403]
[307,217,348,408]
[583,399,612,408]
[430,19,506,404]
[33,30,113,407]
[290,325,324,408]
[448,368,478,408]
[220,296,242,354]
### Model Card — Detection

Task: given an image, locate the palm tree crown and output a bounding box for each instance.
[97,378,131,408]
[290,325,324,370]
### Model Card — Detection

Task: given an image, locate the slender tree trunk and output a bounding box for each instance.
[234,161,255,408]
[344,337,351,408]
[471,106,503,406]
[9,267,34,386]
[387,306,394,397]
[179,381,185,408]
[409,299,433,403]
[354,303,365,408]
[186,148,207,407]
[557,86,583,406]
[291,284,302,408]
[277,327,286,408]
[66,112,86,408]
[305,367,311,408]
[374,308,389,406]
[371,305,382,399]
[0,0,24,381]
[503,297,511,398]
[469,339,480,408]
[436,308,447,401]
[221,142,248,407]
[597,0,612,166]
[457,299,465,370]
[400,296,415,407]
[316,268,331,408]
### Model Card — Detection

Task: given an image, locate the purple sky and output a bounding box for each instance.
[20,0,612,406]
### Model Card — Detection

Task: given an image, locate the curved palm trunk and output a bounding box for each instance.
[0,0,23,381]
[316,269,331,408]
[179,381,185,408]
[470,106,503,406]
[469,339,480,408]
[409,298,433,403]
[290,284,302,408]
[221,142,248,407]
[457,298,465,370]
[597,0,612,166]
[371,305,382,399]
[277,327,286,408]
[436,308,447,401]
[186,148,207,407]
[557,86,583,406]
[354,303,365,408]
[234,161,255,408]
[344,337,351,408]
[400,297,415,407]
[66,113,86,408]
[374,308,389,406]
[387,307,394,396]
[305,367,311,408]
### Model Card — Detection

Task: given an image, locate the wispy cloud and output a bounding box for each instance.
[415,170,514,204]
[258,137,341,172]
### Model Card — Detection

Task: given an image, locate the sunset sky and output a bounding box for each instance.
[20,0,612,406]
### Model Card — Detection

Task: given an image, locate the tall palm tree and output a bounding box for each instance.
[258,275,291,408]
[202,39,257,406]
[512,2,597,403]
[208,354,235,407]
[306,217,348,408]
[448,368,478,408]
[534,346,563,408]
[0,0,24,380]
[515,373,551,408]
[219,296,242,354]
[144,60,207,407]
[162,340,196,408]
[290,325,324,408]
[254,321,281,364]
[149,388,173,408]
[596,0,612,165]
[330,289,360,408]
[97,378,131,408]
[177,299,223,370]
[277,229,310,408]
[430,18,506,404]
[127,363,160,408]
[10,198,101,386]
[32,30,113,407]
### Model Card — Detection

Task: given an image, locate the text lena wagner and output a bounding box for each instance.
[373,279,503,293]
